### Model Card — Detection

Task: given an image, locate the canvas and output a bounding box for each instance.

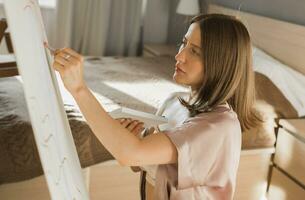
[3,0,89,199]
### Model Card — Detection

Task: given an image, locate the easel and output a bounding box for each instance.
[0,14,91,198]
[0,18,18,77]
[3,0,91,198]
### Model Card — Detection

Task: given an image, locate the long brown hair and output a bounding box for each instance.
[178,13,262,131]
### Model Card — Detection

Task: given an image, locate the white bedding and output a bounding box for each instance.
[252,46,305,117]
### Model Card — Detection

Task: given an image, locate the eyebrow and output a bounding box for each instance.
[183,36,202,50]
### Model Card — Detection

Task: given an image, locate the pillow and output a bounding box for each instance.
[255,72,297,118]
[252,46,305,118]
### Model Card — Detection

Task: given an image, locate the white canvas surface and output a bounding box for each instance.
[4,0,89,199]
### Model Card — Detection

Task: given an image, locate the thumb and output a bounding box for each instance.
[53,61,64,73]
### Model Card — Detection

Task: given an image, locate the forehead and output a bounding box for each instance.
[185,23,201,45]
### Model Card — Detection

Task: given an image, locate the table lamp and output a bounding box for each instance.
[176,0,200,16]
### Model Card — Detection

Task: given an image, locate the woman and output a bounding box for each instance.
[51,14,261,200]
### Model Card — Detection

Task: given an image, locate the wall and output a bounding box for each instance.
[211,0,305,26]
[164,0,305,45]
[143,0,170,44]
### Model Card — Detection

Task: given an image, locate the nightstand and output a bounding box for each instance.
[143,43,177,57]
[267,119,305,199]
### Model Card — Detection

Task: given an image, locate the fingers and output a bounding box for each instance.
[121,118,132,127]
[55,47,83,62]
[128,121,144,132]
[116,118,132,127]
[116,118,145,135]
[53,62,64,73]
[54,54,70,66]
[127,120,144,136]
[56,51,78,63]
[64,48,83,61]
[116,118,126,123]
[54,47,65,56]
[131,123,145,135]
[53,48,82,73]
[126,120,140,130]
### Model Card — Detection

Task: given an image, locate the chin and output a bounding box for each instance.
[173,73,186,85]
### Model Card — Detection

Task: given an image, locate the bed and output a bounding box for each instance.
[0,3,305,200]
[0,55,187,183]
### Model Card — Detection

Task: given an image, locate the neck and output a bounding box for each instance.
[189,86,198,102]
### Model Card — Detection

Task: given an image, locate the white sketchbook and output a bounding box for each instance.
[109,107,168,128]
[4,0,89,199]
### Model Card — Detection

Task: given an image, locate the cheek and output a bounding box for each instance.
[189,62,204,83]
[173,61,204,86]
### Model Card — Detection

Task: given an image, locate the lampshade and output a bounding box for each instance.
[176,0,200,16]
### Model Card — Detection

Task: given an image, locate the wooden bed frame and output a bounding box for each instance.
[1,4,304,200]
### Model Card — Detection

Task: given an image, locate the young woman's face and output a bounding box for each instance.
[173,23,204,90]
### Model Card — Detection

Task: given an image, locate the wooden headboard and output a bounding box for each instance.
[208,4,305,76]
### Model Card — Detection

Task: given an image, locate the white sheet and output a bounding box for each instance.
[252,46,305,117]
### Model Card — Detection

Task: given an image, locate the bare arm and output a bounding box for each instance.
[73,87,177,166]
[52,47,177,167]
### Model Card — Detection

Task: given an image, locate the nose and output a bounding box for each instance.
[175,47,186,64]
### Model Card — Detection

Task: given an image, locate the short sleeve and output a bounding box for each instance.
[163,116,226,190]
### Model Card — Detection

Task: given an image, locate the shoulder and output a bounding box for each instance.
[183,105,241,137]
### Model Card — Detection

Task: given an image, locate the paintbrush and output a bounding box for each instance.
[43,42,56,55]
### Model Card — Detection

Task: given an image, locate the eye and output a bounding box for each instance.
[190,48,199,55]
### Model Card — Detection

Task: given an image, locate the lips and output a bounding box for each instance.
[175,65,186,73]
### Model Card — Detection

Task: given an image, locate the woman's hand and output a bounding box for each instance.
[116,118,145,137]
[51,45,87,95]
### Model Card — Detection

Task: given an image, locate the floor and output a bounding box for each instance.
[0,160,141,200]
